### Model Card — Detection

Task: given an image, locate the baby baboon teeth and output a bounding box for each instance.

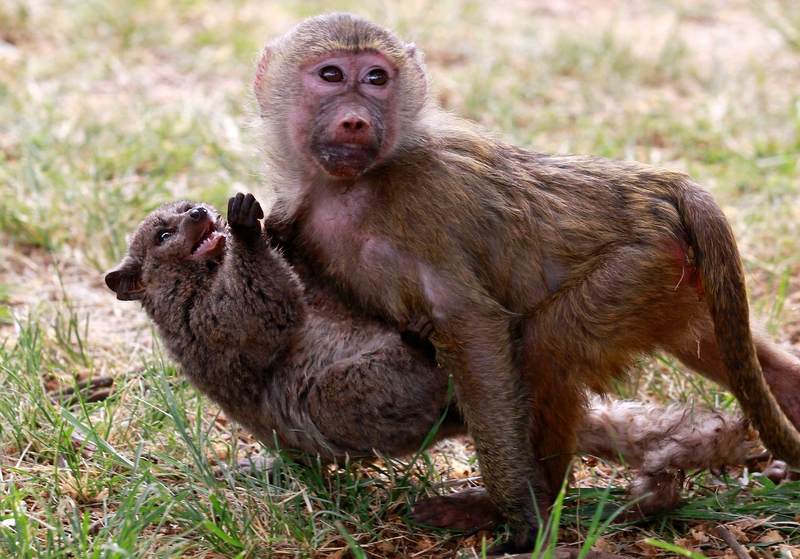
[192,230,223,256]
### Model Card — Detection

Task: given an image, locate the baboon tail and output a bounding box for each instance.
[676,181,800,466]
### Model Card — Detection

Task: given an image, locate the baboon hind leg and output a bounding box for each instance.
[668,318,800,430]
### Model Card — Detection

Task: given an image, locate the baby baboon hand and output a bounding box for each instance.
[398,314,437,362]
[228,193,264,244]
[398,315,434,343]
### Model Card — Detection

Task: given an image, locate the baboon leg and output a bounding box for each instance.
[756,338,800,429]
[669,322,800,430]
[520,244,697,497]
[528,374,584,500]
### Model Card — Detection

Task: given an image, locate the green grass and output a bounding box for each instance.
[1,0,800,557]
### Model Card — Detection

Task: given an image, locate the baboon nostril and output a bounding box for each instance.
[340,116,369,132]
[190,207,207,221]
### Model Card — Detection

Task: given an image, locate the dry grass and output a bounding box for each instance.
[1,0,799,557]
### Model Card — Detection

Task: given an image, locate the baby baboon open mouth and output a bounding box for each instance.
[190,223,226,259]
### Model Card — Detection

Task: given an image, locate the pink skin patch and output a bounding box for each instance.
[668,236,704,299]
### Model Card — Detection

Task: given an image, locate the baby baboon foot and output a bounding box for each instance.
[762,460,800,484]
[409,487,502,531]
[626,469,684,518]
[215,454,278,479]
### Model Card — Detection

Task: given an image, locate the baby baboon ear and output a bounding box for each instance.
[105,259,145,301]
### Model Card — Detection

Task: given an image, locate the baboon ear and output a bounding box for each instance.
[405,43,429,96]
[253,44,275,93]
[406,43,423,63]
[105,260,145,301]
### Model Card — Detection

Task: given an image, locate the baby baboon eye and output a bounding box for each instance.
[158,230,174,243]
[364,69,388,86]
[319,66,344,82]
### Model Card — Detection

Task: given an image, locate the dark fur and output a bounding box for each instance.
[254,13,800,551]
[105,196,463,462]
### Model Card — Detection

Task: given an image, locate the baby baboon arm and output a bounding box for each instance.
[398,314,434,343]
[398,314,437,362]
[199,194,303,351]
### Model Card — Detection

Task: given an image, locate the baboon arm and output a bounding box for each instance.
[429,301,545,545]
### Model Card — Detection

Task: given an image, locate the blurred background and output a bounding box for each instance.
[2,0,799,343]
[0,1,799,557]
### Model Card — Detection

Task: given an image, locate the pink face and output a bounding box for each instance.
[288,51,400,179]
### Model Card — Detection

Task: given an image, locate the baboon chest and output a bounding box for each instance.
[303,187,415,310]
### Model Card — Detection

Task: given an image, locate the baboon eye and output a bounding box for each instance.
[364,69,388,86]
[158,230,174,243]
[319,66,344,82]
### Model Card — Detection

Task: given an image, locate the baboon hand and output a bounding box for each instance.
[398,314,434,343]
[398,314,437,362]
[228,193,264,244]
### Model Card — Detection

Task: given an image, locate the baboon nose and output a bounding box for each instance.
[189,207,207,221]
[340,115,370,132]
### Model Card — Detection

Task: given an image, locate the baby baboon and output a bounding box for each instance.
[107,194,759,532]
[105,194,463,462]
[253,13,800,550]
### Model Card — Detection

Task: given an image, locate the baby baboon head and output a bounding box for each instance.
[105,201,227,301]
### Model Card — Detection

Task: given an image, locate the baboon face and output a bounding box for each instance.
[105,201,227,301]
[289,51,400,178]
[146,201,227,263]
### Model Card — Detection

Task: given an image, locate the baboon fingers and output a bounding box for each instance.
[229,192,244,219]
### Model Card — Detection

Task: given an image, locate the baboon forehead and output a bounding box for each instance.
[129,200,215,251]
[138,201,190,232]
[278,13,412,68]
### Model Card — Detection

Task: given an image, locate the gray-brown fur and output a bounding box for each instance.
[411,397,758,530]
[105,194,463,462]
[579,398,757,517]
[253,13,800,551]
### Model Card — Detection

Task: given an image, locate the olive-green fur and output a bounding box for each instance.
[254,13,800,551]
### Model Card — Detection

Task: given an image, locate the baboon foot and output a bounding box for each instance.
[409,487,502,531]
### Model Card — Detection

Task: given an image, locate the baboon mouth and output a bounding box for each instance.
[190,224,226,259]
[313,142,380,178]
